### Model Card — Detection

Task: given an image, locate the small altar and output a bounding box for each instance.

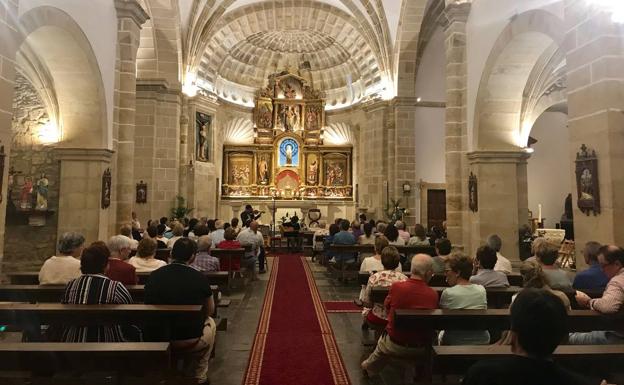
[221,69,353,201]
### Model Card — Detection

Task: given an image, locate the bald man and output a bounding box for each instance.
[361,254,438,376]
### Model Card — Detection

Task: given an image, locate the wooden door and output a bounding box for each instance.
[427,189,446,230]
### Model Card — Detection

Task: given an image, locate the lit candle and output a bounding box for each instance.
[538,204,542,223]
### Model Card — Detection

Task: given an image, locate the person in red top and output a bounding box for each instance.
[217,227,242,272]
[361,253,438,377]
[105,235,138,285]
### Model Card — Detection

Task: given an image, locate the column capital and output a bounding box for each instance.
[441,2,471,30]
[467,150,531,164]
[114,0,149,26]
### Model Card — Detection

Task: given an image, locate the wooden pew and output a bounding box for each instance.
[393,309,621,332]
[211,247,249,288]
[432,345,624,377]
[358,271,523,288]
[329,244,437,257]
[370,286,520,309]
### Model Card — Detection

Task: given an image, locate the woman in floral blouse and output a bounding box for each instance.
[362,246,408,334]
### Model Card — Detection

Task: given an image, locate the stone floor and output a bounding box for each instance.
[209,255,407,385]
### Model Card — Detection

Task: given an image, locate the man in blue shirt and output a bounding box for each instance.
[331,219,357,263]
[573,241,609,291]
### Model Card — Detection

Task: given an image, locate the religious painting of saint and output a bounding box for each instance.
[255,100,273,129]
[323,158,347,186]
[305,105,322,131]
[278,138,299,167]
[101,168,111,209]
[276,76,302,99]
[136,180,147,204]
[306,153,319,185]
[228,154,253,186]
[575,144,600,215]
[257,154,271,185]
[196,112,212,162]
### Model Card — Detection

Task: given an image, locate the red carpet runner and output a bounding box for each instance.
[243,255,351,385]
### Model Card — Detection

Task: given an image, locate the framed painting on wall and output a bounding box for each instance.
[227,153,253,186]
[323,154,348,186]
[575,144,600,215]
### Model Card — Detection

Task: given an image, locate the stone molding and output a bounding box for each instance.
[467,150,531,164]
[114,0,149,26]
[54,148,114,162]
[441,2,471,30]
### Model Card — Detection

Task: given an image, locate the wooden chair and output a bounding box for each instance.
[559,240,576,269]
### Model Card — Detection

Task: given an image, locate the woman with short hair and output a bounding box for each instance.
[383,224,405,246]
[408,224,430,246]
[39,232,85,285]
[129,238,167,272]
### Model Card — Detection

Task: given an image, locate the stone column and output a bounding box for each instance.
[56,148,114,243]
[113,0,148,230]
[393,97,419,227]
[468,151,530,261]
[565,0,624,254]
[0,0,19,262]
[443,2,471,250]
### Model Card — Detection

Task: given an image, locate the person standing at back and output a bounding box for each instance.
[144,238,216,385]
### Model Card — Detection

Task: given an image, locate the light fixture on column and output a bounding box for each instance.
[402,181,412,194]
[182,72,199,97]
[38,121,60,144]
[586,0,624,23]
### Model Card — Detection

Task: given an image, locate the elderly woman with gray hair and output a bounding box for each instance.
[105,235,137,285]
[38,232,85,285]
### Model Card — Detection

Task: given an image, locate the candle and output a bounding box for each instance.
[538,204,542,223]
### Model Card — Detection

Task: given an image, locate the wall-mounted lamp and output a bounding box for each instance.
[402,181,412,194]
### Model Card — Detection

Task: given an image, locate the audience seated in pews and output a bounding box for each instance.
[160,217,172,236]
[331,220,358,264]
[210,220,226,248]
[61,242,133,342]
[207,219,217,233]
[395,220,411,244]
[573,241,609,291]
[360,236,400,273]
[237,221,265,279]
[384,224,406,246]
[167,222,185,248]
[38,232,84,285]
[192,235,220,273]
[462,289,592,385]
[571,245,624,345]
[144,238,216,385]
[106,235,138,285]
[230,217,240,235]
[361,246,408,331]
[128,237,167,273]
[432,238,453,274]
[156,224,169,247]
[351,220,363,239]
[439,253,490,345]
[535,241,572,291]
[120,224,139,250]
[470,245,510,288]
[146,225,168,249]
[376,221,388,235]
[218,227,242,272]
[516,260,571,309]
[408,224,429,246]
[358,222,376,246]
[324,223,340,260]
[361,254,438,377]
[486,234,513,275]
[313,220,329,252]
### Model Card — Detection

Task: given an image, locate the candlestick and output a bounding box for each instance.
[538,204,542,223]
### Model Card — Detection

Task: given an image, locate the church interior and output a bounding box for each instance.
[0,0,623,384]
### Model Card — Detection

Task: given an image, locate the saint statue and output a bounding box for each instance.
[308,160,318,184]
[35,173,49,210]
[286,144,293,165]
[20,177,33,209]
[198,123,209,160]
[258,157,269,184]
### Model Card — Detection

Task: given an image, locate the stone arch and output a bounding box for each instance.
[473,9,565,151]
[17,6,108,149]
[394,0,429,97]
[136,0,182,85]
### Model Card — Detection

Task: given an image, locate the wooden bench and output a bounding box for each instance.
[432,345,624,377]
[370,286,521,309]
[394,309,621,332]
[211,247,248,288]
[358,271,523,288]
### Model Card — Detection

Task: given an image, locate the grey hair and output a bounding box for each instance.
[58,232,86,254]
[410,254,433,278]
[487,234,502,252]
[197,235,213,252]
[214,220,224,229]
[395,220,405,230]
[107,235,132,254]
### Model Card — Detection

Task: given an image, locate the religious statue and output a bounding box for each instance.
[35,173,49,210]
[306,107,319,131]
[20,177,33,209]
[580,168,594,200]
[196,112,211,161]
[307,160,318,184]
[258,104,273,128]
[258,156,269,184]
[286,144,293,165]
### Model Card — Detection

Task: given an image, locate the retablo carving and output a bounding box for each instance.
[575,144,600,216]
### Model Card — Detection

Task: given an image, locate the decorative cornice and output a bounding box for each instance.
[441,2,471,30]
[114,0,149,26]
[54,148,114,162]
[467,150,531,164]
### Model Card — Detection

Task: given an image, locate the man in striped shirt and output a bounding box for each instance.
[61,242,133,342]
[571,245,624,344]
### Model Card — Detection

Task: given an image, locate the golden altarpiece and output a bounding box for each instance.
[222,71,353,200]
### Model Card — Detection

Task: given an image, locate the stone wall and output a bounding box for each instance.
[3,73,59,272]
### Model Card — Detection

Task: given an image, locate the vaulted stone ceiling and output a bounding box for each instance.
[181,0,402,109]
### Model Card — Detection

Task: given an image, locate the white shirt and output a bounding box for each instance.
[236,228,264,257]
[128,256,167,273]
[494,252,513,274]
[38,255,81,285]
[360,256,402,273]
[211,229,225,248]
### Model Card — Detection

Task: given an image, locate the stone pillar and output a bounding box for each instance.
[56,149,114,243]
[393,97,419,227]
[0,0,19,263]
[565,1,624,255]
[468,151,530,261]
[113,0,148,230]
[443,2,471,250]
